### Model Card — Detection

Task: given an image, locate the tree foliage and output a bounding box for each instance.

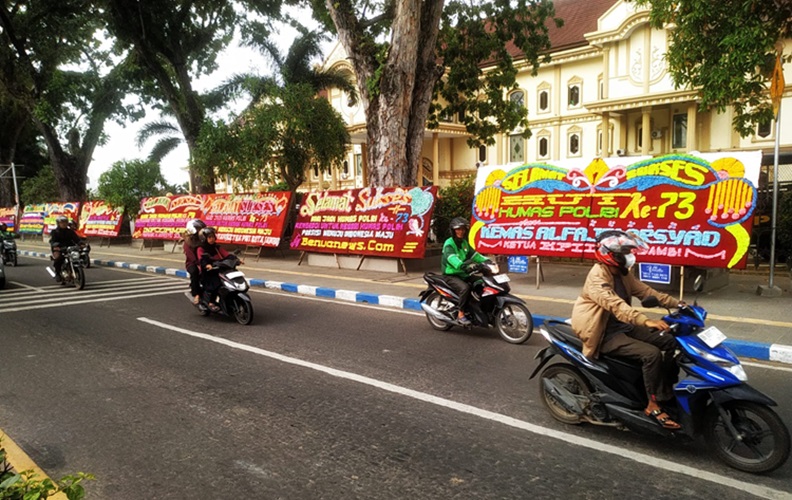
[314,0,560,187]
[634,0,792,136]
[97,159,171,218]
[432,175,475,244]
[0,0,136,202]
[102,0,287,194]
[196,83,350,192]
[20,166,60,204]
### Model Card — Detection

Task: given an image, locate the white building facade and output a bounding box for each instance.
[309,0,791,191]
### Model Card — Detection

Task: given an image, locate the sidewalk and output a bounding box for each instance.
[14,239,792,365]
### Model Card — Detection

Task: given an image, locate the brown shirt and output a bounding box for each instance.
[571,263,679,359]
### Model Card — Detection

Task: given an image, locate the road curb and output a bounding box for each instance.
[17,250,792,365]
[0,431,68,499]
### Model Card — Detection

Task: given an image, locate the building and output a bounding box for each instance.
[314,0,791,191]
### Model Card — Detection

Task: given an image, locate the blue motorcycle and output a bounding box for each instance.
[530,279,790,473]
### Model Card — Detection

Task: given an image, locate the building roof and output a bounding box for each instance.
[506,0,618,59]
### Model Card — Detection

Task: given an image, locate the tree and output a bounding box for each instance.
[314,0,560,187]
[196,30,354,192]
[96,159,171,218]
[20,167,59,205]
[634,0,792,137]
[102,0,286,194]
[196,83,350,192]
[0,0,135,202]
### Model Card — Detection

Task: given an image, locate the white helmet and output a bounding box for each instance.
[186,219,206,235]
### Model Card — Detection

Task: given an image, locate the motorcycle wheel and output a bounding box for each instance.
[423,291,453,331]
[495,303,533,344]
[705,401,791,473]
[233,296,254,325]
[539,364,592,425]
[11,253,16,266]
[74,267,86,290]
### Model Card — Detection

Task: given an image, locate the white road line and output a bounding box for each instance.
[138,316,789,500]
[0,283,186,306]
[0,289,186,313]
[743,361,792,373]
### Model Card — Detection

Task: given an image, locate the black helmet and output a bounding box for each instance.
[199,227,216,242]
[0,223,6,231]
[56,215,68,225]
[449,217,470,231]
[186,219,206,235]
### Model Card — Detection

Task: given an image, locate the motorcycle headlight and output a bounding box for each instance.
[70,251,81,260]
[689,345,748,381]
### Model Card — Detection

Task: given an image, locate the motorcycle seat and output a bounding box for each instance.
[545,320,642,368]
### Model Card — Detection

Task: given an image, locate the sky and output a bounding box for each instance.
[88,13,325,191]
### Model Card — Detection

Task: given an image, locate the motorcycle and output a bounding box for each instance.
[419,261,533,344]
[46,244,86,290]
[0,253,5,289]
[79,241,91,268]
[2,238,17,267]
[189,254,254,325]
[530,277,790,473]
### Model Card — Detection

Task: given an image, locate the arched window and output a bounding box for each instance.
[509,90,525,109]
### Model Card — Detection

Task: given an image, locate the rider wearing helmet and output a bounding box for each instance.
[572,229,683,430]
[184,219,206,304]
[440,216,491,326]
[49,215,82,282]
[196,227,234,312]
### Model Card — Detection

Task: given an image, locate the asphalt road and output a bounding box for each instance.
[1,257,791,499]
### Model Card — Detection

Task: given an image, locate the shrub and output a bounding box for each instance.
[0,439,94,500]
[431,175,476,244]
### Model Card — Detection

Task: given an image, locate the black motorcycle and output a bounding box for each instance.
[1,238,16,267]
[46,244,86,290]
[192,254,254,325]
[79,241,91,268]
[419,261,533,344]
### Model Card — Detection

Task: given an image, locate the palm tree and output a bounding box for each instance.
[135,120,184,164]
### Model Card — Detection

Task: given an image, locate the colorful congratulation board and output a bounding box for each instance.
[471,152,761,269]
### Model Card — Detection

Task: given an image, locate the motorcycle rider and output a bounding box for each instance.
[441,216,491,326]
[184,219,206,305]
[49,215,83,283]
[196,227,242,312]
[0,223,14,263]
[571,230,683,430]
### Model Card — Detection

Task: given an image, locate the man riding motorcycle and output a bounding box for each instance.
[49,215,83,283]
[571,229,683,429]
[441,216,491,326]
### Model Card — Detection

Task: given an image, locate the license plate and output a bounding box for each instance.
[494,274,510,283]
[697,326,727,348]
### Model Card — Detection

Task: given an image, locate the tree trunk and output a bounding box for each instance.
[0,121,23,207]
[327,0,444,188]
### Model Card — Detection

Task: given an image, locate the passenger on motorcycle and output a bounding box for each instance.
[571,230,684,430]
[196,227,242,312]
[441,216,491,326]
[0,223,12,240]
[49,215,82,283]
[184,219,206,305]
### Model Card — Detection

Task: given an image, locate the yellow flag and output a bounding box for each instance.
[770,53,785,119]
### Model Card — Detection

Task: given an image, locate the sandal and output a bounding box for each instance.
[645,408,681,430]
[207,303,221,313]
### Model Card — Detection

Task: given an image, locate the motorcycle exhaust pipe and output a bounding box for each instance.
[542,378,584,415]
[45,266,56,278]
[420,302,453,322]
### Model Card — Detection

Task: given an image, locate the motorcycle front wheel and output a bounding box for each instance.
[539,364,592,425]
[233,296,254,325]
[423,291,453,331]
[495,303,533,344]
[74,267,86,290]
[705,401,790,473]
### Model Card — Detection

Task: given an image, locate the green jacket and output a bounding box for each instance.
[0,230,14,241]
[441,236,488,278]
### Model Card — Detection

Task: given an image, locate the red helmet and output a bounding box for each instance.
[594,230,647,269]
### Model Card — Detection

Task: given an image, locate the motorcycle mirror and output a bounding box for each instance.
[693,275,704,293]
[641,296,660,308]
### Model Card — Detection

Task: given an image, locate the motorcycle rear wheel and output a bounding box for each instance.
[539,364,592,425]
[423,291,453,331]
[705,400,791,473]
[74,267,86,290]
[233,296,254,325]
[495,303,533,344]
